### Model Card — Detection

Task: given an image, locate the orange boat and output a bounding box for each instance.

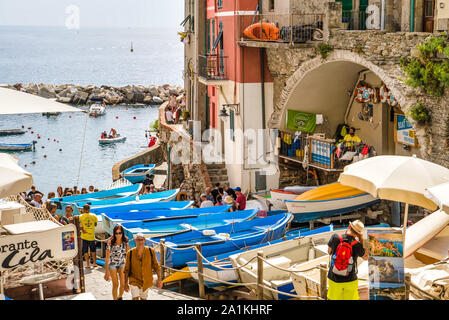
[243,22,280,41]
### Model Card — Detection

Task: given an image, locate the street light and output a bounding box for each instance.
[219,103,240,119]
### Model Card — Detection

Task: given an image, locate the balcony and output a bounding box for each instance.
[238,13,325,48]
[342,10,369,31]
[198,54,229,85]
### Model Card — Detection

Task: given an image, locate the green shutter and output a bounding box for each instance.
[206,19,210,53]
[218,0,223,9]
[212,19,215,53]
[230,110,235,141]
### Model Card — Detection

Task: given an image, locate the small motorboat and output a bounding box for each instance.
[99,134,126,144]
[0,129,25,136]
[122,164,156,184]
[0,141,36,151]
[89,98,106,116]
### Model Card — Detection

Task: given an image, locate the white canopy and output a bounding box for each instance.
[0,87,82,115]
[425,182,449,214]
[0,153,33,198]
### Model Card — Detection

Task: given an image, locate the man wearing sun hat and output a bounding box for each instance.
[327,220,368,300]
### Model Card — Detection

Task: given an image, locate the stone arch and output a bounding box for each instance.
[268,49,427,158]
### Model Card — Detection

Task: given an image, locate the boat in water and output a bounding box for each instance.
[122,164,156,184]
[0,129,25,136]
[122,209,259,239]
[285,182,380,223]
[99,134,126,144]
[0,141,36,151]
[89,98,106,116]
[148,212,293,268]
[101,205,232,235]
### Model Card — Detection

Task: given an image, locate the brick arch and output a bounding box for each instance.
[268,49,428,158]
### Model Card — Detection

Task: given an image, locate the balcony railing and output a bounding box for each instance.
[198,54,229,81]
[238,13,325,44]
[342,10,369,31]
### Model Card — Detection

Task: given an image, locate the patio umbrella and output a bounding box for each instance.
[0,153,33,198]
[425,182,449,214]
[0,87,82,115]
[338,155,449,239]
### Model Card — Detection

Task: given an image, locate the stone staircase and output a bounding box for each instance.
[206,162,230,189]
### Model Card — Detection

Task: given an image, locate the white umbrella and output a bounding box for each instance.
[0,153,33,198]
[425,182,449,214]
[338,155,449,239]
[0,87,83,115]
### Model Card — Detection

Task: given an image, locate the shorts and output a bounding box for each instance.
[108,262,125,271]
[327,279,359,300]
[130,285,149,300]
[82,240,96,255]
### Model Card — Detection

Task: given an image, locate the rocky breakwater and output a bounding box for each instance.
[6,83,185,105]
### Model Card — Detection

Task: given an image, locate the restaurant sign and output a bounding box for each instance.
[394,114,418,147]
[0,224,78,271]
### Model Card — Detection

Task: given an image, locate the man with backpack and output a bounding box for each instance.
[124,233,162,300]
[327,220,368,300]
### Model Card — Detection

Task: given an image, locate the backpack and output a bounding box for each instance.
[128,246,157,277]
[330,235,358,277]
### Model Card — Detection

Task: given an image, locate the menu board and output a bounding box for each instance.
[394,114,418,147]
[367,228,406,300]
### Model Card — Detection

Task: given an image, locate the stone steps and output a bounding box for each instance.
[206,163,229,188]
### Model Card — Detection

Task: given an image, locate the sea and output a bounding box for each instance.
[0,25,184,196]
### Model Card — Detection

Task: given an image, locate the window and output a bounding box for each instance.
[218,0,223,9]
[269,0,275,11]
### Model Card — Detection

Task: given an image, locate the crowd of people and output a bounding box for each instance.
[197,183,246,212]
[165,93,187,125]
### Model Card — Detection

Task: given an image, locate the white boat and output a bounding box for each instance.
[99,134,126,144]
[89,103,105,116]
[268,189,298,210]
[230,229,347,300]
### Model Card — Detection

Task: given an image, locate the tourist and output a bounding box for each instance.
[327,220,368,300]
[142,174,154,187]
[63,188,71,196]
[204,187,214,202]
[47,203,58,219]
[27,185,42,199]
[57,186,64,198]
[101,131,108,139]
[81,187,88,194]
[80,204,98,268]
[124,233,162,300]
[64,205,75,224]
[30,193,43,208]
[168,92,178,109]
[226,187,237,201]
[224,195,237,212]
[215,195,224,206]
[109,128,117,139]
[219,187,227,200]
[166,106,174,124]
[200,194,214,208]
[94,188,99,192]
[234,187,246,211]
[148,184,157,194]
[88,185,95,193]
[104,225,130,300]
[211,183,220,204]
[73,186,79,195]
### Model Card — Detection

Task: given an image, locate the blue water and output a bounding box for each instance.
[0,105,159,196]
[0,25,183,86]
[0,25,184,196]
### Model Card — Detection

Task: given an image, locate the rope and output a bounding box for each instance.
[76,112,89,186]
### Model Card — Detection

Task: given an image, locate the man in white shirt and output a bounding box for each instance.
[166,107,174,124]
[199,194,214,208]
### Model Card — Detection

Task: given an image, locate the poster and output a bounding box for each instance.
[286,110,316,133]
[367,228,406,300]
[394,114,418,147]
[0,224,78,271]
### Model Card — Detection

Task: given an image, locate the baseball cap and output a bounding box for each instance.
[234,187,241,192]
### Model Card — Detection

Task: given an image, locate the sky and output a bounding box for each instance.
[0,0,185,29]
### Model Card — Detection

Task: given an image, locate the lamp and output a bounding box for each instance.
[440,2,444,8]
[219,103,240,119]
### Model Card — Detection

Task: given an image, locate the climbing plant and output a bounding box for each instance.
[400,34,449,97]
[407,103,431,124]
[317,42,333,60]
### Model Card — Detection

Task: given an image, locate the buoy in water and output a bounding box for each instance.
[28,127,31,129]
[133,116,136,119]
[59,149,62,152]
[48,138,50,141]
[24,164,27,167]
[43,155,47,158]
[31,131,34,134]
[31,161,36,165]
[21,125,24,128]
[69,116,72,118]
[41,146,45,149]
[116,116,119,119]
[53,139,56,142]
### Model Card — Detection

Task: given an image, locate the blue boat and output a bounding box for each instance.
[0,141,36,151]
[147,212,293,268]
[90,200,194,216]
[101,205,232,235]
[122,164,156,184]
[121,209,258,239]
[51,184,142,215]
[74,188,180,208]
[186,224,333,289]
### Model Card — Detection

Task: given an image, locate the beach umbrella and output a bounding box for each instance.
[425,182,449,214]
[0,87,83,115]
[0,153,33,198]
[338,155,449,239]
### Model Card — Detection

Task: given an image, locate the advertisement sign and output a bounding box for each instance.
[367,228,406,300]
[286,110,316,133]
[394,114,418,147]
[0,224,78,271]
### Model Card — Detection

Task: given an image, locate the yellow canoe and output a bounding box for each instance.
[294,182,366,201]
[162,267,192,283]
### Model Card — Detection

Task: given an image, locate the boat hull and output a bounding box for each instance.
[268,189,297,210]
[0,143,33,151]
[99,134,126,144]
[122,164,156,184]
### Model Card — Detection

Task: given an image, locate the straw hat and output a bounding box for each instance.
[349,220,365,235]
[224,195,234,204]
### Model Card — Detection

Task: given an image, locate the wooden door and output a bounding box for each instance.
[423,0,435,32]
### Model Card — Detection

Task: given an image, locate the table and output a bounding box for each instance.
[19,272,60,300]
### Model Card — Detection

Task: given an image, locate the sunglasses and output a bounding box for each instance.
[136,238,145,241]
[115,232,122,235]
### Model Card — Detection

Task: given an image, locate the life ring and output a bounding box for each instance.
[243,22,280,41]
[379,85,388,103]
[389,93,398,106]
[361,87,371,102]
[372,88,380,104]
[355,84,364,103]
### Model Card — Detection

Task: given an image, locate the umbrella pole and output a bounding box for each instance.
[403,203,409,241]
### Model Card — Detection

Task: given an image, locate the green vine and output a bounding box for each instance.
[317,43,333,60]
[400,34,449,97]
[407,103,431,124]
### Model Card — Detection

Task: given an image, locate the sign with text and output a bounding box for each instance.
[394,114,418,147]
[0,224,78,271]
[367,228,406,300]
